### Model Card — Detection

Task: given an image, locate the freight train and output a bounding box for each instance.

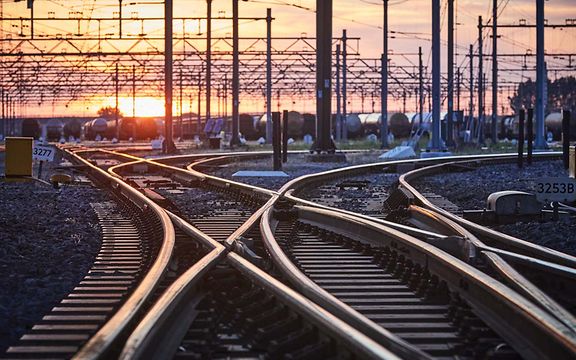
[20,118,83,141]
[499,112,576,141]
[84,117,160,141]
[178,109,576,143]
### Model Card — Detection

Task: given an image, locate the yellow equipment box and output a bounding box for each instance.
[5,137,33,177]
[570,146,575,179]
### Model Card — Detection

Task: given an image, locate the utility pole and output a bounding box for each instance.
[231,0,240,146]
[491,0,498,143]
[535,0,546,148]
[179,68,183,139]
[115,62,119,140]
[381,0,389,148]
[29,0,34,39]
[312,0,334,153]
[197,72,202,137]
[469,44,474,138]
[164,0,175,153]
[342,29,348,141]
[132,65,136,118]
[401,90,406,113]
[477,16,484,143]
[446,0,454,147]
[418,46,423,127]
[456,69,461,112]
[430,0,442,150]
[266,8,272,143]
[205,0,212,134]
[336,44,341,141]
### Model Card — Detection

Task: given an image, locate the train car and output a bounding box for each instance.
[256,111,304,139]
[110,118,160,140]
[345,113,363,138]
[84,118,108,140]
[154,118,165,137]
[63,119,82,140]
[21,119,40,139]
[45,119,64,141]
[409,112,446,135]
[499,112,572,141]
[239,114,260,140]
[390,113,412,138]
[545,112,576,140]
[360,113,412,138]
[302,113,316,138]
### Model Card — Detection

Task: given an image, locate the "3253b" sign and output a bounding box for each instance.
[535,177,576,203]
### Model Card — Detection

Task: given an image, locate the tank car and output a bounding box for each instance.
[63,119,82,140]
[544,112,576,140]
[500,112,575,141]
[84,118,108,140]
[45,119,64,141]
[361,113,411,138]
[111,118,160,140]
[302,113,316,138]
[345,113,363,138]
[239,114,260,140]
[389,113,411,138]
[256,111,304,139]
[21,119,40,139]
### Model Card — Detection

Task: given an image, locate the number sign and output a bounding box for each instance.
[535,177,576,203]
[32,144,56,162]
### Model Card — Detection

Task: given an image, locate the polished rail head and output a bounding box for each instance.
[119,213,226,360]
[62,147,176,360]
[290,204,576,359]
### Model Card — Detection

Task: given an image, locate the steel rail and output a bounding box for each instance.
[407,205,576,333]
[94,148,575,358]
[278,153,533,196]
[226,252,402,360]
[60,146,176,360]
[274,204,576,359]
[128,149,571,354]
[101,149,429,358]
[398,156,576,268]
[272,151,576,269]
[119,212,227,360]
[105,150,404,359]
[283,189,450,241]
[259,197,433,360]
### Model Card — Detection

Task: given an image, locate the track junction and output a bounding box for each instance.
[2,146,576,360]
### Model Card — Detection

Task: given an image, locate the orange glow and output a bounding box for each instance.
[105,97,166,117]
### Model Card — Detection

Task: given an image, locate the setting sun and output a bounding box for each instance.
[114,97,166,117]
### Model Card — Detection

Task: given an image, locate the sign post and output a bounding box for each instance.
[32,143,55,179]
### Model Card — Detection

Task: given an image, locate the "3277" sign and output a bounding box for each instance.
[32,144,56,162]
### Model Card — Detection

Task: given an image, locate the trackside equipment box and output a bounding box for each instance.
[570,146,575,179]
[5,137,33,177]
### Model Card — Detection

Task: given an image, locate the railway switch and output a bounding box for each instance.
[486,191,541,216]
[5,137,33,177]
[464,190,570,224]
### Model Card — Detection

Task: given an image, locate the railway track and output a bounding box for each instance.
[150,150,576,359]
[3,147,176,359]
[69,148,401,358]
[5,147,576,359]
[255,152,576,359]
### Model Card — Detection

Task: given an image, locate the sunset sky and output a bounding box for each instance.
[1,0,575,117]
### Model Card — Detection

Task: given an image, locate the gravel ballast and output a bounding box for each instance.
[206,152,386,191]
[0,166,106,352]
[412,160,576,256]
